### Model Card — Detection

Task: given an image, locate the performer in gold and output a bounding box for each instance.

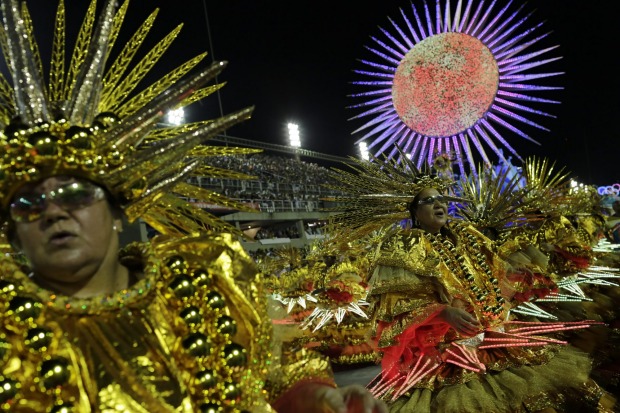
[326,154,615,413]
[0,1,387,412]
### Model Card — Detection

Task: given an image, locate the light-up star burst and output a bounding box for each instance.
[349,0,563,175]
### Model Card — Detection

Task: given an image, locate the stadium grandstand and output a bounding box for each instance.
[121,134,354,253]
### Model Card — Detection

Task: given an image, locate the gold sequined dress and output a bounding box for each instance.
[0,234,334,412]
[368,222,598,413]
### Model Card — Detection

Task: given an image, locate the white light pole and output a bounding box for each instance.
[358,141,369,161]
[165,108,185,126]
[288,122,301,160]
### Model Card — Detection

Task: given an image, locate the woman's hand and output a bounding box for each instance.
[437,306,481,336]
[275,382,388,413]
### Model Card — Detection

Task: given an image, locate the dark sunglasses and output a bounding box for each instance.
[417,194,447,205]
[10,181,107,223]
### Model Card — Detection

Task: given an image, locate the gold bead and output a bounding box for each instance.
[222,381,242,401]
[39,357,71,389]
[223,343,246,368]
[65,126,94,150]
[0,377,20,403]
[0,340,10,363]
[9,296,42,322]
[25,327,53,352]
[169,275,196,299]
[195,369,218,390]
[182,333,212,358]
[216,315,237,336]
[206,292,226,310]
[180,306,203,326]
[0,280,20,296]
[166,256,188,275]
[193,269,212,287]
[30,132,59,156]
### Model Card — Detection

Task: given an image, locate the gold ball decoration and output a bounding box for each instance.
[182,333,212,358]
[9,296,43,322]
[25,327,53,352]
[222,381,242,401]
[195,369,218,390]
[180,306,203,327]
[39,357,71,389]
[3,122,28,142]
[65,126,94,150]
[107,146,123,166]
[166,255,188,275]
[192,269,212,287]
[169,275,196,299]
[93,112,120,130]
[216,315,237,337]
[49,403,74,413]
[0,377,20,404]
[223,343,247,369]
[0,280,20,297]
[199,403,223,413]
[29,131,59,157]
[206,291,226,310]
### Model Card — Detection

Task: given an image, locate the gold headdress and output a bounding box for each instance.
[324,150,457,240]
[0,0,257,236]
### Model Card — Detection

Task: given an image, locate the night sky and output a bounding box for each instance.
[21,1,620,186]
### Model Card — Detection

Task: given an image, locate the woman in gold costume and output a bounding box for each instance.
[0,1,387,412]
[326,155,615,413]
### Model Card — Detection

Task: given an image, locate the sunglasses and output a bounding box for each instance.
[417,194,447,205]
[10,181,107,223]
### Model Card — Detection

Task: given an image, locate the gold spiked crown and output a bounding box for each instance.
[0,0,257,236]
[324,149,457,240]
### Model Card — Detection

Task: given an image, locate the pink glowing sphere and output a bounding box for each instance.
[392,32,499,138]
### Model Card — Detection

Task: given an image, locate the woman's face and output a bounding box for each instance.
[414,188,448,234]
[10,176,122,285]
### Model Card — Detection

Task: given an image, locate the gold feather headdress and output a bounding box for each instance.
[324,150,461,240]
[0,0,257,236]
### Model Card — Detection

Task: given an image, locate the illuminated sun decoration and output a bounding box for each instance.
[349,0,563,175]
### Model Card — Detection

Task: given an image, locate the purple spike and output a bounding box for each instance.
[460,132,478,170]
[349,88,392,98]
[465,0,485,34]
[428,137,436,165]
[410,133,423,160]
[487,13,533,50]
[486,112,540,144]
[423,1,434,36]
[401,6,421,43]
[373,32,406,58]
[444,0,452,32]
[494,97,555,118]
[478,0,513,41]
[390,15,415,49]
[500,71,564,82]
[502,59,563,76]
[350,80,393,86]
[358,58,397,72]
[498,83,563,91]
[353,69,395,79]
[382,21,410,54]
[496,90,560,104]
[491,104,549,131]
[492,22,544,55]
[451,135,467,177]
[364,46,402,66]
[458,0,475,32]
[349,95,393,110]
[349,102,394,123]
[499,46,560,66]
[467,128,490,164]
[411,2,428,39]
[474,123,507,161]
[417,136,430,169]
[482,4,525,44]
[478,119,523,161]
[470,0,497,38]
[436,0,442,34]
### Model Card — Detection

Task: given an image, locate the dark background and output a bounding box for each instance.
[20,1,620,186]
